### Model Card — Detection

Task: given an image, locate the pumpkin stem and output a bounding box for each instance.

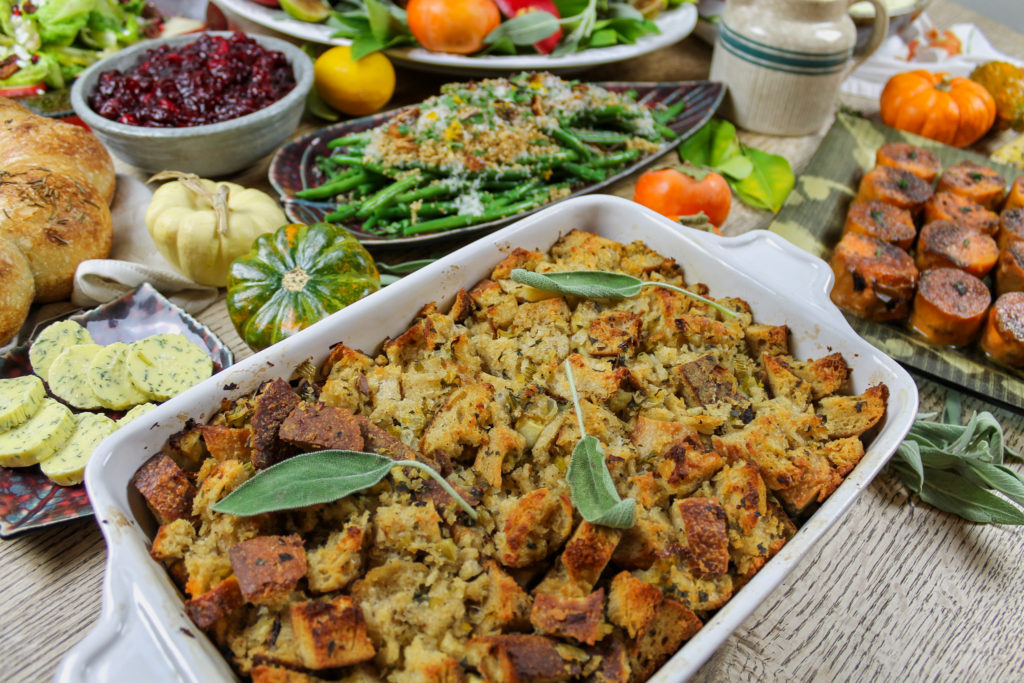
[148,170,232,237]
[936,74,954,92]
[282,267,311,293]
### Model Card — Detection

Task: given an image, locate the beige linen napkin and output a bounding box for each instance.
[71,174,219,315]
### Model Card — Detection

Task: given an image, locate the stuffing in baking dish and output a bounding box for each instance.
[134,229,888,682]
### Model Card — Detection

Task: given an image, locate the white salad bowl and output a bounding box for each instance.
[57,194,918,682]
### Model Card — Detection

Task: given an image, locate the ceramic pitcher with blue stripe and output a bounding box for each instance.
[709,0,889,135]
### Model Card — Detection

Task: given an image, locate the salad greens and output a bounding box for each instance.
[0,0,155,92]
[326,0,695,59]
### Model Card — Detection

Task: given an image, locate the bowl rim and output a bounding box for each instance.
[69,30,313,138]
[850,0,931,21]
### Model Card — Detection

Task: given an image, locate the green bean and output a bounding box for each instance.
[549,127,594,160]
[362,213,380,232]
[295,169,368,200]
[328,155,395,177]
[559,162,605,183]
[490,180,541,208]
[654,122,678,140]
[356,171,424,218]
[653,100,686,124]
[395,182,454,203]
[403,194,547,236]
[591,149,642,168]
[570,128,632,145]
[324,204,360,222]
[327,132,372,148]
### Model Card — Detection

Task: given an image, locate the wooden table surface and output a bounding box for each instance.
[3,1,1024,681]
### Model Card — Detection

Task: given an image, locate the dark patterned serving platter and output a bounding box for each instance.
[0,284,232,538]
[769,113,1024,412]
[270,80,725,247]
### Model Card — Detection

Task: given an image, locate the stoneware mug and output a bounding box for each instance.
[709,0,889,136]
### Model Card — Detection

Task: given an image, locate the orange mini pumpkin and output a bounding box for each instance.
[880,70,997,148]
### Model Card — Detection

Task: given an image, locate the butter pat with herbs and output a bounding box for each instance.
[0,399,75,467]
[41,412,117,486]
[28,320,94,383]
[89,342,151,410]
[126,334,213,401]
[0,375,46,431]
[48,344,105,410]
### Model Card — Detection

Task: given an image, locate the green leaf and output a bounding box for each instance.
[212,450,477,520]
[679,119,740,169]
[364,0,393,41]
[213,450,394,516]
[480,36,517,55]
[377,258,436,274]
[961,460,1024,508]
[350,32,409,59]
[485,11,561,46]
[509,269,737,317]
[564,359,634,528]
[608,2,644,20]
[588,28,619,47]
[893,441,924,491]
[731,145,795,212]
[306,87,340,122]
[716,154,754,181]
[942,389,962,425]
[916,469,1024,525]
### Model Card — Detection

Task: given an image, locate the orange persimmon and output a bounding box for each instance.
[633,168,731,228]
[406,0,501,55]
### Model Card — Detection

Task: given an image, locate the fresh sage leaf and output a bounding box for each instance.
[509,268,738,318]
[212,450,477,520]
[916,469,1024,525]
[485,11,561,46]
[890,392,1024,525]
[564,358,634,528]
[377,258,436,275]
[608,2,644,20]
[731,144,795,213]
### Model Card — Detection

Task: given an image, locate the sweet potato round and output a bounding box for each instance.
[909,267,991,346]
[915,219,999,278]
[981,291,1024,367]
[875,142,941,183]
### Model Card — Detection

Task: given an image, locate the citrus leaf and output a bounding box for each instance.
[731,144,794,212]
[717,154,754,181]
[485,11,561,46]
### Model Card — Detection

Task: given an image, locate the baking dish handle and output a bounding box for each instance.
[718,230,849,330]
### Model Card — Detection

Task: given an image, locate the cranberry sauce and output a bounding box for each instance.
[88,33,296,128]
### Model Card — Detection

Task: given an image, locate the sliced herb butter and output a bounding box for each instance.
[126,334,213,401]
[28,320,94,383]
[0,399,75,467]
[48,344,105,410]
[41,412,117,486]
[118,402,157,427]
[88,342,150,410]
[0,375,45,432]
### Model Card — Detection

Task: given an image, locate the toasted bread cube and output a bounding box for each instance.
[469,279,519,330]
[320,344,376,412]
[655,439,726,497]
[675,313,743,349]
[290,595,376,669]
[279,402,365,452]
[713,462,796,577]
[548,353,631,403]
[250,378,300,470]
[465,634,583,683]
[497,488,574,568]
[447,288,474,323]
[619,240,680,278]
[628,597,702,680]
[671,498,729,576]
[550,229,624,271]
[479,561,533,634]
[307,518,367,594]
[530,589,606,645]
[398,638,463,683]
[613,507,674,570]
[762,354,812,408]
[561,521,621,592]
[679,354,743,407]
[491,247,545,280]
[713,412,801,491]
[230,534,307,605]
[587,310,643,357]
[585,633,631,683]
[384,313,457,366]
[777,437,865,514]
[185,576,244,629]
[374,502,443,554]
[745,323,789,358]
[474,424,526,489]
[817,384,888,438]
[200,425,252,462]
[630,416,698,459]
[606,572,663,639]
[133,454,197,525]
[150,518,196,564]
[791,352,850,400]
[420,382,495,463]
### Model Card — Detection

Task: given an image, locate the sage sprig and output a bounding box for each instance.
[212,450,477,521]
[889,391,1024,525]
[564,359,635,528]
[510,268,737,318]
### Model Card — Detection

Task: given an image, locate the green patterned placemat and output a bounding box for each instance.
[769,112,1024,412]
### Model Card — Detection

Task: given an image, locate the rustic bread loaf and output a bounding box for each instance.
[0,98,116,339]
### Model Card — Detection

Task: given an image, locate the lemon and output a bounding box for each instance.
[313,46,396,117]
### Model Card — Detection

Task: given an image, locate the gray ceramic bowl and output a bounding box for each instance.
[70,31,313,177]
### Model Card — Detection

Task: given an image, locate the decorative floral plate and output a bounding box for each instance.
[769,112,1024,410]
[270,80,725,247]
[212,0,697,76]
[0,284,233,538]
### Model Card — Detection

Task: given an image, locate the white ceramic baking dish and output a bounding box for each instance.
[57,195,918,683]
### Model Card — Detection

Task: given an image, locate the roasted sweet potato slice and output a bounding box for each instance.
[937,160,1007,210]
[875,142,941,183]
[981,292,1024,367]
[829,232,918,321]
[1005,176,1024,211]
[997,241,1024,296]
[998,208,1024,250]
[844,200,916,249]
[915,219,999,278]
[924,191,999,237]
[909,268,991,346]
[855,165,932,213]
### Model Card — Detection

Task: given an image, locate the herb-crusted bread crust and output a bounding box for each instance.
[137,230,887,681]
